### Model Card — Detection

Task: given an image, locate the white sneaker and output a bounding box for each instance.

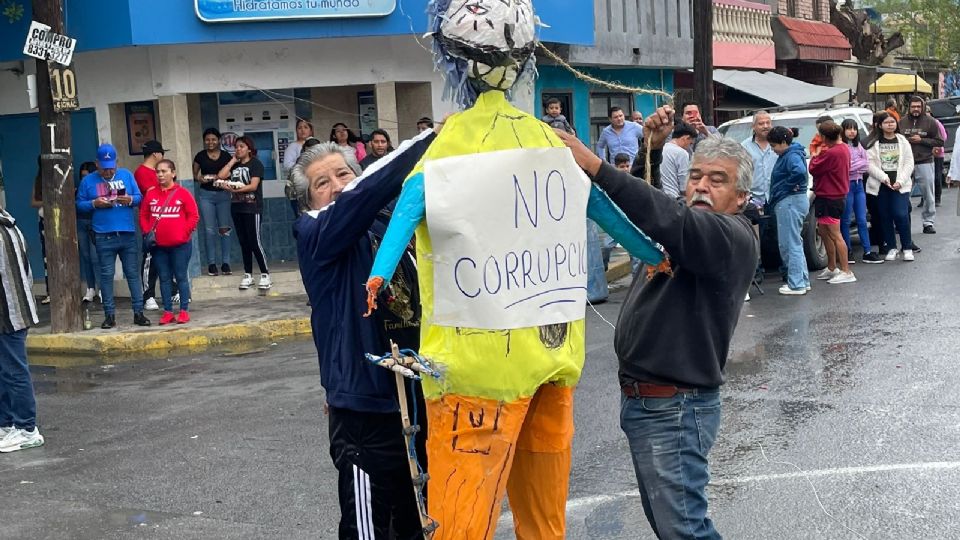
[828,271,857,284]
[239,273,254,290]
[816,268,840,280]
[884,249,899,261]
[172,293,180,303]
[779,284,807,295]
[258,273,272,290]
[0,427,44,453]
[144,297,159,311]
[902,249,915,262]
[0,426,13,438]
[82,287,96,302]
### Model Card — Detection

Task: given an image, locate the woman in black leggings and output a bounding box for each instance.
[217,135,271,290]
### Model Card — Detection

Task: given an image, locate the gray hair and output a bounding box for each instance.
[752,110,770,124]
[691,135,753,195]
[289,142,362,210]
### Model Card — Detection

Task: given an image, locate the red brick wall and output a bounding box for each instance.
[779,0,829,21]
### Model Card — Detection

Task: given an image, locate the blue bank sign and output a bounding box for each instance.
[195,0,396,22]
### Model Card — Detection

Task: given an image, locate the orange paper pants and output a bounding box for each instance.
[425,383,575,540]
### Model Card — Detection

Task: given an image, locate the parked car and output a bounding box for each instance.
[718,105,874,272]
[927,96,960,169]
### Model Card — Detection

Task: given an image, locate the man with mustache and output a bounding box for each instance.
[555,106,757,539]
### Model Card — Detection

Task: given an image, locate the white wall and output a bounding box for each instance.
[0,36,460,143]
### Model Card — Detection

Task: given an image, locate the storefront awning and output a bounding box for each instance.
[714,69,848,107]
[773,16,851,61]
[868,73,933,94]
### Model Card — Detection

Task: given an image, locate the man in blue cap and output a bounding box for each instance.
[76,143,150,328]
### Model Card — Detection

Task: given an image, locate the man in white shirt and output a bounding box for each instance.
[660,123,697,199]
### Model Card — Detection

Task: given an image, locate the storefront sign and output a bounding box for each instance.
[22,21,76,66]
[48,64,79,112]
[195,0,396,22]
[124,101,156,156]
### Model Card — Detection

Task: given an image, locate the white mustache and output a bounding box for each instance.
[689,193,714,207]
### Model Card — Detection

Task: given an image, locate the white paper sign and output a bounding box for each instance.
[425,147,591,329]
[22,21,76,66]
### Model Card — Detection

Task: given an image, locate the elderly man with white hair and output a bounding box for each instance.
[290,129,436,539]
[555,105,758,540]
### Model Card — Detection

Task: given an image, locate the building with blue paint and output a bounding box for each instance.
[0,0,689,289]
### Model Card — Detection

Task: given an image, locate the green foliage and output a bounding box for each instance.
[873,0,960,62]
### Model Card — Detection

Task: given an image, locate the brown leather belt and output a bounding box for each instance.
[621,381,694,399]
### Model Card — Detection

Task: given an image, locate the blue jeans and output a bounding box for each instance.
[153,242,192,312]
[840,180,871,253]
[775,194,810,291]
[95,231,143,315]
[913,162,936,226]
[76,216,99,289]
[197,188,232,266]
[621,390,722,540]
[0,329,37,430]
[586,219,609,302]
[877,187,912,250]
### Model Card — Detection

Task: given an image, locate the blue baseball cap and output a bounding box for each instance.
[97,143,117,169]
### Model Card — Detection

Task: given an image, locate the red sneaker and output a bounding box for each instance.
[158,311,175,325]
[177,311,190,324]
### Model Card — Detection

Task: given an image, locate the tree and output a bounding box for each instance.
[870,0,958,62]
[831,0,905,101]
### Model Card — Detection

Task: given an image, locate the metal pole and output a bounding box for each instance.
[693,0,715,125]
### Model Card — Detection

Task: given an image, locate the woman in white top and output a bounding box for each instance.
[282,119,314,171]
[865,112,915,261]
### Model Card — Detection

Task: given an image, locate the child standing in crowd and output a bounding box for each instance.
[809,121,855,284]
[217,135,271,290]
[840,119,883,264]
[866,112,915,262]
[808,115,833,157]
[768,126,811,295]
[614,153,632,172]
[193,128,233,277]
[140,159,199,325]
[541,97,575,134]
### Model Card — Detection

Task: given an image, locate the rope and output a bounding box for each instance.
[537,43,674,100]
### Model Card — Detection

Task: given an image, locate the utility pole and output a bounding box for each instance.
[32,0,82,333]
[693,0,715,126]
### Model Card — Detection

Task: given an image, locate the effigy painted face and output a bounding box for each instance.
[436,0,537,92]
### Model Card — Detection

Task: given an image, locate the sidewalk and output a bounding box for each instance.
[28,292,311,361]
[28,256,635,361]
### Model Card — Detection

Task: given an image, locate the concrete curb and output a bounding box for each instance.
[27,317,312,356]
[605,257,634,283]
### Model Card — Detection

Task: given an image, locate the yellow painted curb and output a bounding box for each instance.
[27,317,312,356]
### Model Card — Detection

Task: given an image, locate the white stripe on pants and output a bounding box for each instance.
[353,464,375,539]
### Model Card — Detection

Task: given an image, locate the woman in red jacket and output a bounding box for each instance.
[809,121,856,284]
[140,159,200,324]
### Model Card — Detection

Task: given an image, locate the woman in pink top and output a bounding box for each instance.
[329,123,367,162]
[840,119,882,264]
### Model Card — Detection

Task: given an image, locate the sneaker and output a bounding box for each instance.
[0,426,13,438]
[133,312,151,327]
[0,427,44,453]
[158,311,175,325]
[221,263,232,276]
[258,273,272,290]
[862,252,884,264]
[923,225,936,234]
[172,293,180,304]
[82,287,96,302]
[40,296,50,305]
[744,292,751,302]
[847,256,856,265]
[144,297,159,311]
[207,264,219,276]
[239,273,254,290]
[884,249,899,261]
[779,285,807,295]
[177,311,190,324]
[101,315,116,329]
[903,249,915,262]
[816,268,840,280]
[828,271,857,284]
[911,244,922,253]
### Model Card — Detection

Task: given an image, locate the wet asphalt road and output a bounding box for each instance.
[4,191,960,539]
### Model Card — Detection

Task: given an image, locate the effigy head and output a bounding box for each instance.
[429,0,538,108]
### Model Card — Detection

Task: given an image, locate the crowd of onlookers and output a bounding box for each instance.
[585,94,953,297]
[27,116,435,330]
